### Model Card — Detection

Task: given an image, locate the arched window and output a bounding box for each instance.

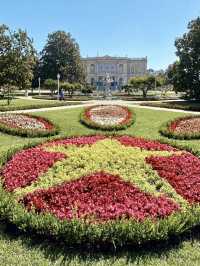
[90,64,95,74]
[119,64,124,73]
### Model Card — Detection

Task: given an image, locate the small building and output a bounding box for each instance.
[81,55,147,90]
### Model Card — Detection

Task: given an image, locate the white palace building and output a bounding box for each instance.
[81,55,147,90]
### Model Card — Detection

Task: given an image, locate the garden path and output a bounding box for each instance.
[1,99,200,114]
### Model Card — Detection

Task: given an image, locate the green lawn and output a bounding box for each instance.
[0,98,82,111]
[0,106,200,265]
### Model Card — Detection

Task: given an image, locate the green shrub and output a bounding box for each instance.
[44,79,57,96]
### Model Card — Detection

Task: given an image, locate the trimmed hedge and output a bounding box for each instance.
[0,113,59,138]
[140,101,200,112]
[80,105,135,131]
[1,136,200,247]
[160,116,200,140]
[32,96,92,101]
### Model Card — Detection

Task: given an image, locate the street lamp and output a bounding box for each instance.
[38,77,41,96]
[57,73,60,99]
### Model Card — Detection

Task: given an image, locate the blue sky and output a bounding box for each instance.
[1,0,200,70]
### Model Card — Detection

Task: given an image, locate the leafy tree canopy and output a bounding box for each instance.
[169,17,200,99]
[0,24,36,91]
[129,75,156,98]
[40,31,85,83]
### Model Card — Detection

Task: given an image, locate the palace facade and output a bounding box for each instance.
[81,55,147,89]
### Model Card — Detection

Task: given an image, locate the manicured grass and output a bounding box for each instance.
[0,98,82,111]
[1,106,200,265]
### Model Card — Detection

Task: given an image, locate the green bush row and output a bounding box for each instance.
[159,116,200,140]
[32,95,93,101]
[0,114,60,138]
[80,106,135,131]
[140,101,200,111]
[1,135,200,247]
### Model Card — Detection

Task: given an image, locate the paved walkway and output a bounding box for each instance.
[3,99,200,114]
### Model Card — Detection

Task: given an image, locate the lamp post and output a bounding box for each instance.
[38,77,41,96]
[57,73,60,100]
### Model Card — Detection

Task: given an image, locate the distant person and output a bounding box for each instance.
[59,88,65,101]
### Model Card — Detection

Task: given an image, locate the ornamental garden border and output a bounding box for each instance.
[160,115,200,140]
[0,113,59,138]
[1,134,200,247]
[80,105,135,131]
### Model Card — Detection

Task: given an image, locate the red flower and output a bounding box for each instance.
[116,136,176,151]
[3,135,200,224]
[146,153,200,203]
[21,172,179,222]
[2,148,65,191]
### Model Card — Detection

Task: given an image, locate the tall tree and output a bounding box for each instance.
[0,24,36,92]
[172,17,200,99]
[40,31,85,83]
[166,62,185,92]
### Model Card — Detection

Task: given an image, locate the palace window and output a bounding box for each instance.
[119,64,124,73]
[90,64,95,74]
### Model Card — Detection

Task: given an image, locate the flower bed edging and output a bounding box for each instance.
[0,186,199,247]
[80,105,135,130]
[0,113,59,138]
[1,135,200,246]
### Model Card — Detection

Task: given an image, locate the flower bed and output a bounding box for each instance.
[1,135,200,246]
[160,116,200,139]
[0,113,59,137]
[80,105,135,130]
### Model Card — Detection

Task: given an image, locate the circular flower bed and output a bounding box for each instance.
[80,105,135,130]
[160,115,200,139]
[1,135,200,246]
[0,113,59,137]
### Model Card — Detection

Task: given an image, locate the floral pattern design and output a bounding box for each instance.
[87,105,129,126]
[171,117,200,134]
[1,136,200,224]
[0,113,53,131]
[81,105,134,130]
[160,116,200,140]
